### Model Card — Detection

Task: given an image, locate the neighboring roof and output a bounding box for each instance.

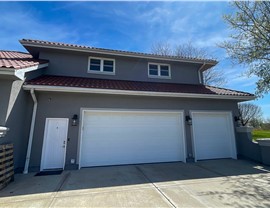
[24,75,254,100]
[0,50,48,70]
[20,39,218,66]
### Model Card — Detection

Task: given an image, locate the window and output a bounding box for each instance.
[149,64,158,76]
[88,57,115,74]
[148,63,170,78]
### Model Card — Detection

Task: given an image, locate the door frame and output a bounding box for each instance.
[190,110,237,162]
[77,108,187,169]
[40,118,69,171]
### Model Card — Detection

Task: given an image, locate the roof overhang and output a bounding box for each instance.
[0,63,48,80]
[20,40,217,68]
[23,85,255,101]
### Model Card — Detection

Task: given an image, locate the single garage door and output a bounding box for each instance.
[79,110,186,168]
[191,111,237,161]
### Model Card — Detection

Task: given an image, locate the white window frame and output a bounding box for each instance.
[148,63,171,79]
[88,57,115,75]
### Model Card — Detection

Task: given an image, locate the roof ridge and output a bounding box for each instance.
[20,39,218,64]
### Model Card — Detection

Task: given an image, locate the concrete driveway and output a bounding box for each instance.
[0,159,270,208]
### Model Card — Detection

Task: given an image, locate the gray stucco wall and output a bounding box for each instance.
[260,146,270,165]
[39,50,202,84]
[0,79,12,126]
[25,68,46,81]
[29,91,239,170]
[0,78,33,171]
[236,131,262,162]
[236,129,270,166]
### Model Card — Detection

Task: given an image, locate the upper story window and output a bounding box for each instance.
[148,63,171,79]
[88,57,115,75]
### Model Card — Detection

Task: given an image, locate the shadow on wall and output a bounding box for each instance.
[0,159,269,199]
[2,80,33,171]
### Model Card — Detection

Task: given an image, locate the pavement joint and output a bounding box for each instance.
[48,172,71,208]
[135,166,177,208]
[53,186,155,198]
[192,163,226,177]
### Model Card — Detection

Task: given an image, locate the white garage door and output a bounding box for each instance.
[79,110,186,168]
[191,111,236,161]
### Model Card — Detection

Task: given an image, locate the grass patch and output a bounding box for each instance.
[252,130,270,141]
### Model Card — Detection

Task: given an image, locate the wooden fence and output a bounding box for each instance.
[0,144,14,190]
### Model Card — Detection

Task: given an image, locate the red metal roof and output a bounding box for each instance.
[25,75,254,97]
[20,39,217,64]
[0,51,48,70]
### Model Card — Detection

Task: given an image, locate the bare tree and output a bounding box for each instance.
[203,68,227,86]
[238,103,263,126]
[151,42,172,56]
[174,42,209,59]
[261,118,270,130]
[151,41,227,87]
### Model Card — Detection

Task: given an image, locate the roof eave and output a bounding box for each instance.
[23,84,255,101]
[20,40,218,66]
[0,63,48,80]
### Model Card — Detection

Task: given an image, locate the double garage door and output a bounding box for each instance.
[79,110,236,168]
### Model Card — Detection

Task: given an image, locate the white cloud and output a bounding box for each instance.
[137,7,172,24]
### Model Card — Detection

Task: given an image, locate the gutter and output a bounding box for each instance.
[0,63,49,80]
[23,89,37,174]
[198,62,206,84]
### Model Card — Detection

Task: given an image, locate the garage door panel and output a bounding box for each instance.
[192,112,236,161]
[80,111,185,167]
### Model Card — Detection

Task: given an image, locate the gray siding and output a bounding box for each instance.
[0,79,33,171]
[39,50,201,84]
[29,91,239,170]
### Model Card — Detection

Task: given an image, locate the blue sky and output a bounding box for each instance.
[1,1,269,118]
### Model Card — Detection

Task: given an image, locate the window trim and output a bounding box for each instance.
[148,63,171,79]
[88,57,115,75]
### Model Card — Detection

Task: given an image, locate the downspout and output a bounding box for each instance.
[198,62,206,84]
[23,89,37,174]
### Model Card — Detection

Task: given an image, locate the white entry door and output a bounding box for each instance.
[191,111,237,161]
[79,110,186,168]
[41,118,69,171]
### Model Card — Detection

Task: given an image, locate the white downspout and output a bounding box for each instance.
[23,89,37,174]
[198,62,206,84]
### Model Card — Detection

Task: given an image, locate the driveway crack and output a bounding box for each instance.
[136,166,177,208]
